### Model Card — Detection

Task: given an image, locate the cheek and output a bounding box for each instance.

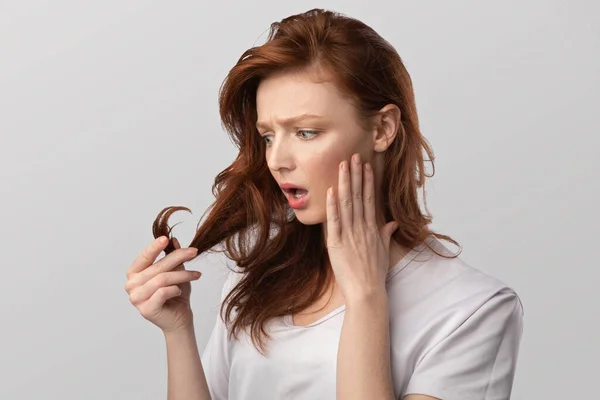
[305,152,345,193]
[304,134,364,193]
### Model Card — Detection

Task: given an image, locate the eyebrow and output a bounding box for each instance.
[255,113,326,131]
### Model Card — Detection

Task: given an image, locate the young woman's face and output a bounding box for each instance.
[256,69,377,226]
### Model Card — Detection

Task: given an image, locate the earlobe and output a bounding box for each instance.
[372,104,401,153]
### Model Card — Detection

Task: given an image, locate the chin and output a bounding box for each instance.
[292,209,326,226]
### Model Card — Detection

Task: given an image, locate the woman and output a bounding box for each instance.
[125,8,524,400]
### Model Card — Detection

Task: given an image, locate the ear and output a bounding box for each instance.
[372,104,401,153]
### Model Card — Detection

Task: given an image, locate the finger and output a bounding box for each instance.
[170,238,189,272]
[326,186,342,245]
[338,159,353,230]
[125,247,198,292]
[139,285,183,320]
[363,161,377,229]
[127,236,169,277]
[384,221,399,245]
[129,269,201,304]
[351,153,364,226]
[137,247,197,284]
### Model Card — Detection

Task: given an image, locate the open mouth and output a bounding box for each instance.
[285,188,308,198]
[293,188,308,198]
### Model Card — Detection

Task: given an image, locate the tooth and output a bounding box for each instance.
[294,189,307,198]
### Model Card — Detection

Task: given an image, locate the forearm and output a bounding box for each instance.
[337,293,394,400]
[164,323,211,400]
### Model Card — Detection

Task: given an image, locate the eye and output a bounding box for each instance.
[296,130,319,140]
[262,135,273,146]
[261,130,319,147]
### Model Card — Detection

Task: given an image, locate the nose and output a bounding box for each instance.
[266,134,294,172]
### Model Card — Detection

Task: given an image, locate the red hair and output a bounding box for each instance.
[152,8,460,355]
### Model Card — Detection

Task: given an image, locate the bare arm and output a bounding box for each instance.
[164,323,211,400]
[336,292,395,400]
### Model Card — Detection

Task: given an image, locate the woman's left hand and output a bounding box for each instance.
[325,153,399,304]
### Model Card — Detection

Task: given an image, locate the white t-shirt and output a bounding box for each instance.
[201,236,524,399]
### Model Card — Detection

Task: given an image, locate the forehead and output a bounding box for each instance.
[255,70,356,121]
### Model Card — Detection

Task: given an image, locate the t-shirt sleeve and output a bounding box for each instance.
[404,287,524,400]
[200,270,238,400]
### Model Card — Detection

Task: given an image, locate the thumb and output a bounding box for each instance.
[383,221,399,244]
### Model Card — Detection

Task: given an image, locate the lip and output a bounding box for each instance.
[284,189,309,209]
[279,183,307,191]
[279,183,309,209]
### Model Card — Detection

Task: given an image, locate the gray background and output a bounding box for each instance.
[1,1,598,399]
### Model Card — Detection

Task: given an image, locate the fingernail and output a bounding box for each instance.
[188,247,198,255]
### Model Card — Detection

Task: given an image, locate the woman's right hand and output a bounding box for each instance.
[125,236,202,333]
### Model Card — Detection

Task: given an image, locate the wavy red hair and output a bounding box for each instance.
[152,8,460,355]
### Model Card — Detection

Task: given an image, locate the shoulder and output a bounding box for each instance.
[389,238,524,398]
[388,236,524,337]
[394,236,522,305]
[220,265,245,300]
